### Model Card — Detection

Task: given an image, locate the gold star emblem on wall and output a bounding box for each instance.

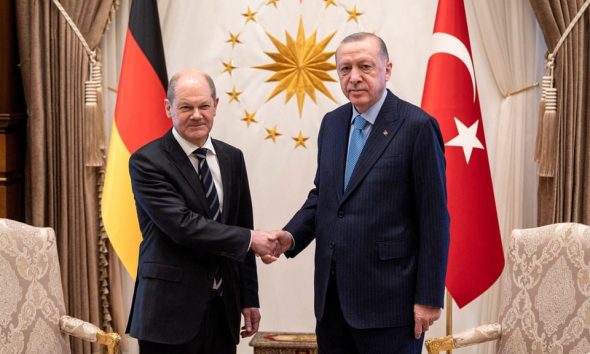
[226,32,242,48]
[346,6,363,23]
[226,87,242,102]
[242,7,257,23]
[323,0,337,7]
[242,111,258,127]
[267,0,279,7]
[292,131,309,148]
[222,60,237,75]
[254,18,337,115]
[265,126,283,142]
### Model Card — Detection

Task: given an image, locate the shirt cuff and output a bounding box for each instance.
[284,230,295,250]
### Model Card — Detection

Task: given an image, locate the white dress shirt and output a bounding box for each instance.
[172,128,224,213]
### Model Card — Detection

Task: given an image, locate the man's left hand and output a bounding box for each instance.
[241,307,261,338]
[413,304,441,339]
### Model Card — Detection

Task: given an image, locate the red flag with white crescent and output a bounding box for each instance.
[421,0,504,308]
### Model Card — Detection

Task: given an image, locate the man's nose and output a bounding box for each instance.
[349,67,362,83]
[190,108,203,119]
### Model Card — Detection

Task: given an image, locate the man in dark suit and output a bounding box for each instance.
[126,70,278,354]
[272,33,450,353]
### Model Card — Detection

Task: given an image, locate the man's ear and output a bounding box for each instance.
[385,62,393,81]
[164,99,172,118]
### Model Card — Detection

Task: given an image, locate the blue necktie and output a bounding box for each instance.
[194,148,223,292]
[344,115,368,189]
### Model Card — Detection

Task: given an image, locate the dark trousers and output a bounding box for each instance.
[139,295,236,354]
[316,269,424,354]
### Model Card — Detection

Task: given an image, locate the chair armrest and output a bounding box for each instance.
[425,323,501,354]
[60,315,121,354]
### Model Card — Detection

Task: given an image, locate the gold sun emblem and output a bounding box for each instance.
[254,18,337,115]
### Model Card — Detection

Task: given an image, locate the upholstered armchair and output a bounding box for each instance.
[425,223,590,353]
[0,218,120,354]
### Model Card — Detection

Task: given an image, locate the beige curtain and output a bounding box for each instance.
[469,1,544,353]
[529,0,590,225]
[15,1,125,353]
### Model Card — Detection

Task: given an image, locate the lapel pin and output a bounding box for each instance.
[383,130,389,136]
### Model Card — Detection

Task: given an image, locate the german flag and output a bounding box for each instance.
[102,0,170,278]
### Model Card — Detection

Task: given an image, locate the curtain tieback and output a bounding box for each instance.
[535,0,590,177]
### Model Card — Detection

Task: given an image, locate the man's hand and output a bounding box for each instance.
[259,230,294,264]
[250,230,278,262]
[270,230,293,255]
[241,307,261,338]
[413,304,441,339]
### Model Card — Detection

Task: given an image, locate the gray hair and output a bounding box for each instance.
[338,32,389,62]
[167,70,217,102]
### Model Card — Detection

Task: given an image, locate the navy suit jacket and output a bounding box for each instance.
[126,129,259,344]
[285,90,450,329]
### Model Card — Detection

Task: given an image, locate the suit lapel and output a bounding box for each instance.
[342,92,405,202]
[213,140,232,224]
[161,130,211,217]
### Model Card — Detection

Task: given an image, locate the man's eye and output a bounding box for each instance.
[361,64,372,71]
[339,67,350,74]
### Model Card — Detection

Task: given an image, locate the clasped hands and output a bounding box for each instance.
[251,230,292,264]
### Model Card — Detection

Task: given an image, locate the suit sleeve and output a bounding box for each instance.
[234,152,260,308]
[283,115,328,257]
[412,118,450,308]
[129,151,251,262]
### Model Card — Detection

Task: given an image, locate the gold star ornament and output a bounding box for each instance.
[222,60,236,75]
[346,5,363,23]
[242,7,257,23]
[242,111,258,127]
[267,0,279,7]
[254,18,337,115]
[226,87,242,103]
[226,32,242,48]
[265,126,283,142]
[324,0,337,7]
[292,131,309,149]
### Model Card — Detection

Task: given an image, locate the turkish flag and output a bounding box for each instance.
[421,0,504,308]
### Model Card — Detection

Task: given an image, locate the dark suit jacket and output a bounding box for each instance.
[285,90,450,329]
[126,129,259,345]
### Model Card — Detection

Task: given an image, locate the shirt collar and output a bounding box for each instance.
[171,128,217,157]
[351,89,388,125]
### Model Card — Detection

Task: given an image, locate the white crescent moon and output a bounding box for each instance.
[430,32,476,102]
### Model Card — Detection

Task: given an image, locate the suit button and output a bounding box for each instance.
[337,209,344,218]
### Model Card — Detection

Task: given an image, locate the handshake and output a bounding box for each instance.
[250,230,293,264]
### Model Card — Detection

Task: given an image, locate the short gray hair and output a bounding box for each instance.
[167,70,217,102]
[338,32,389,62]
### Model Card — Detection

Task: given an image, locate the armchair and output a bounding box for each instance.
[426,223,590,353]
[0,218,120,354]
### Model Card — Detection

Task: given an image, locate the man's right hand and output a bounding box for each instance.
[259,230,294,264]
[250,230,279,262]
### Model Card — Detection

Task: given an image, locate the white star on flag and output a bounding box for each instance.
[445,117,484,164]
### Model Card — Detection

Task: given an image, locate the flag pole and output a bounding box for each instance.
[446,289,452,354]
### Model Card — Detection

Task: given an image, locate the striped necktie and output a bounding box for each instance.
[194,148,221,222]
[344,115,368,189]
[194,147,223,292]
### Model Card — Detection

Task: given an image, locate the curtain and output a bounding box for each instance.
[15,1,121,353]
[529,0,590,225]
[469,1,544,353]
